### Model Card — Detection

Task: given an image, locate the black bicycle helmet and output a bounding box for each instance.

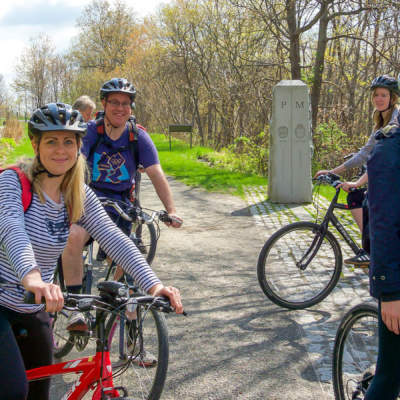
[100,78,136,104]
[28,103,87,139]
[370,75,400,96]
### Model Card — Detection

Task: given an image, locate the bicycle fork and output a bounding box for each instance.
[297,226,327,271]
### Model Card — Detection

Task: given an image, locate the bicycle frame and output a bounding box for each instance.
[28,305,123,400]
[27,351,120,400]
[297,186,360,270]
[321,187,361,254]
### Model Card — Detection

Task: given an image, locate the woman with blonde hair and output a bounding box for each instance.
[315,75,400,266]
[0,103,182,399]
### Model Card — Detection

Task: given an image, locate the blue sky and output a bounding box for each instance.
[0,0,168,87]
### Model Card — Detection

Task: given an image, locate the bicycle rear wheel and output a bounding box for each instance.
[106,304,169,400]
[131,212,157,265]
[332,303,378,400]
[257,221,342,309]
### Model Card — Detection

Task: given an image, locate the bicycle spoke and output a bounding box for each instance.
[333,305,379,400]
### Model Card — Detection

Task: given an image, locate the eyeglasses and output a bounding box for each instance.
[107,100,131,108]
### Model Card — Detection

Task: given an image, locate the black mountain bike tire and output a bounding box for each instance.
[257,221,342,309]
[106,304,169,400]
[52,262,75,358]
[332,303,379,400]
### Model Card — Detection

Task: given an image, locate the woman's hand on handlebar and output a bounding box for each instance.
[21,269,64,312]
[314,169,331,178]
[337,181,358,193]
[149,283,184,314]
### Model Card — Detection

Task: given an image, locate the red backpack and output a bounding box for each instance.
[0,166,32,212]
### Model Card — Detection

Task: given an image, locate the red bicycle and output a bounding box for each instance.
[26,281,175,400]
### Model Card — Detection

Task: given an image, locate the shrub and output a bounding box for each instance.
[2,119,24,141]
[0,138,17,165]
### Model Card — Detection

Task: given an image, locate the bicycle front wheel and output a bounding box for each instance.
[257,221,342,309]
[52,263,75,358]
[131,212,157,265]
[332,303,378,400]
[106,304,169,400]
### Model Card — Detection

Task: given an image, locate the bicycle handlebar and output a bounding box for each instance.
[98,197,179,225]
[315,173,342,187]
[23,283,187,315]
[314,173,357,192]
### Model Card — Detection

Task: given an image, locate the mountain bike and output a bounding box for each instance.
[257,172,365,309]
[52,198,176,358]
[332,303,379,400]
[26,280,180,400]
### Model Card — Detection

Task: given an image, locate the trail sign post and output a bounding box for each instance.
[168,124,193,151]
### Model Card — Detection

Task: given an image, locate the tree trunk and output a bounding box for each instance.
[286,0,301,79]
[311,5,329,130]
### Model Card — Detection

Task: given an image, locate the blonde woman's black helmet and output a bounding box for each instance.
[28,103,87,140]
[28,103,86,177]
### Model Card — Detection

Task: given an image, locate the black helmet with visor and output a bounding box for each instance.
[100,78,136,107]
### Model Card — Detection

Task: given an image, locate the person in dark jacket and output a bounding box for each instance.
[364,81,400,399]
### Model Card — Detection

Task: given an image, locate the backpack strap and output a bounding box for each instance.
[0,166,32,212]
[127,118,139,170]
[86,118,107,163]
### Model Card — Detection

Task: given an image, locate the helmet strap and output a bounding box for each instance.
[34,155,64,178]
[382,92,393,112]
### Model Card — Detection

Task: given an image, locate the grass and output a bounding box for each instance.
[150,134,267,197]
[1,128,343,203]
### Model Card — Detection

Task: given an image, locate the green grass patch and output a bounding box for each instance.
[313,182,348,204]
[150,134,266,197]
[1,134,34,166]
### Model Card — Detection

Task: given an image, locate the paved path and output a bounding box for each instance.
[244,186,373,398]
[50,178,373,399]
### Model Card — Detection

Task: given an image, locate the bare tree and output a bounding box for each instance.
[13,34,55,108]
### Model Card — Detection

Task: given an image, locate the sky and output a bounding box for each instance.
[0,0,169,87]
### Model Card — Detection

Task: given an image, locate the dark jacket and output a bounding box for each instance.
[368,126,400,300]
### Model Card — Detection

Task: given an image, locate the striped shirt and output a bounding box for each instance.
[0,169,161,313]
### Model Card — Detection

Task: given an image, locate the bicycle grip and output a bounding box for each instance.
[160,213,183,225]
[23,291,45,305]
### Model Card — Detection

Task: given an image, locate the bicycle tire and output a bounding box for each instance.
[257,221,342,309]
[52,263,75,358]
[130,212,157,265]
[332,303,379,400]
[106,304,169,400]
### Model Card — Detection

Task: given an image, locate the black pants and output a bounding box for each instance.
[0,306,53,400]
[365,302,400,400]
[362,200,370,253]
[347,189,370,253]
